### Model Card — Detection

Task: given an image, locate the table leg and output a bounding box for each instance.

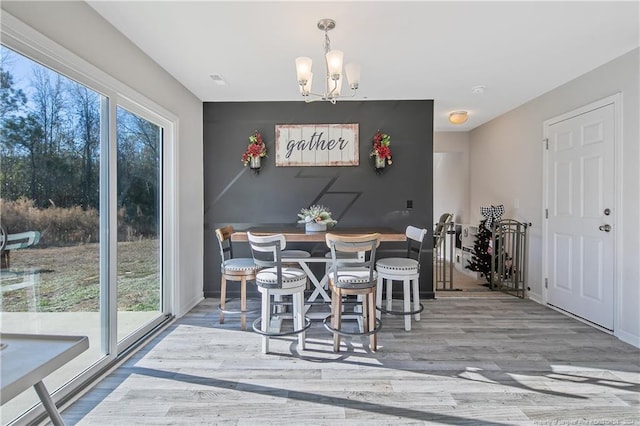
[298,262,331,305]
[33,381,65,426]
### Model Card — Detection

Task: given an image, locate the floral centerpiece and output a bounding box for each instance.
[241,130,267,171]
[370,130,392,170]
[297,204,337,232]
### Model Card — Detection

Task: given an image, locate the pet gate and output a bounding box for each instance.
[434,215,455,290]
[490,219,528,298]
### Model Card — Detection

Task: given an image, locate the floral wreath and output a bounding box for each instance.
[370,130,392,167]
[241,130,267,166]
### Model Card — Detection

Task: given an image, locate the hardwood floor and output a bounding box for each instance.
[58,296,639,425]
[434,260,495,297]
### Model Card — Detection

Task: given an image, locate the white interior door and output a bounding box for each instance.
[545,102,615,330]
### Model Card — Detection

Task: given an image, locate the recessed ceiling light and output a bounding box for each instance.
[210,74,227,86]
[472,85,486,94]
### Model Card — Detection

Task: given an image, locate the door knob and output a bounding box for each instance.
[599,224,611,232]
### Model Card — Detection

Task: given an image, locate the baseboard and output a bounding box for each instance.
[178,294,204,318]
[615,329,640,348]
[532,295,638,348]
[527,292,543,304]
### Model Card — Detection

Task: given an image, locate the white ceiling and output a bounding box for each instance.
[88,1,639,131]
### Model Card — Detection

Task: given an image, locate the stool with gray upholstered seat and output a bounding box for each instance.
[215,226,259,330]
[248,232,311,354]
[375,225,428,331]
[324,232,381,352]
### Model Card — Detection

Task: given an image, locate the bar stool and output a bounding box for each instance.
[324,233,381,352]
[375,226,427,331]
[215,226,259,330]
[235,232,309,314]
[247,232,311,354]
[278,247,310,311]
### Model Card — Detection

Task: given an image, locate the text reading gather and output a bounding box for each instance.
[285,132,350,159]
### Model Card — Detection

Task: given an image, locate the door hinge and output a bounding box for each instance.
[545,208,548,219]
[545,278,548,289]
[544,138,549,150]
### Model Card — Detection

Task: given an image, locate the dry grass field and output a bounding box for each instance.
[0,239,159,312]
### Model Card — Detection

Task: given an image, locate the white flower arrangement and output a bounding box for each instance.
[297,205,337,225]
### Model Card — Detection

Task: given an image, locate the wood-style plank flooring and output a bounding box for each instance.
[58,296,639,425]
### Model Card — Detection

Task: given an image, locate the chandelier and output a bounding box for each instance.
[295,19,360,104]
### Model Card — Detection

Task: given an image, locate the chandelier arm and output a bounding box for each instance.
[326,78,338,98]
[302,84,357,102]
[303,94,332,104]
[301,91,331,102]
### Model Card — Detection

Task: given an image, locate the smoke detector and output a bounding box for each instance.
[472,85,486,94]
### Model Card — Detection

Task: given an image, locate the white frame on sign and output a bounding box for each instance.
[275,123,359,166]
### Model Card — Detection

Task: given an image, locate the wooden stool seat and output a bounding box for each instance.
[324,233,381,352]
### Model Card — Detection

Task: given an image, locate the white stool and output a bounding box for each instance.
[248,232,310,354]
[375,226,427,331]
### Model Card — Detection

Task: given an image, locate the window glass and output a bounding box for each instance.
[116,106,162,342]
[0,45,168,424]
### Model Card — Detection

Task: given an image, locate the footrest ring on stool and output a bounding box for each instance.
[252,317,312,337]
[376,301,424,316]
[322,315,382,337]
[218,298,261,315]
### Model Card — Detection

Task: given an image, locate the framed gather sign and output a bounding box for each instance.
[275,123,359,166]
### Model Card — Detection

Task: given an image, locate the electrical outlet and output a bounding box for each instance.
[406,200,413,209]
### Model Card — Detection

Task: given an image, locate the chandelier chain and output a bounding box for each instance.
[324,31,331,54]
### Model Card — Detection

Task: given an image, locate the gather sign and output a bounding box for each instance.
[275,123,359,166]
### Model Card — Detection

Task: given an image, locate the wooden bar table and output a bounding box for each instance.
[232,226,406,316]
[231,225,406,243]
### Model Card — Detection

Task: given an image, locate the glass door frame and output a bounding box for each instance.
[111,97,177,354]
[1,11,178,424]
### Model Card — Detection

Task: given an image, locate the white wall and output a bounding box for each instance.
[468,48,640,347]
[433,132,471,224]
[1,1,204,317]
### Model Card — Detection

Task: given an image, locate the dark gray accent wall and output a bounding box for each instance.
[203,100,434,298]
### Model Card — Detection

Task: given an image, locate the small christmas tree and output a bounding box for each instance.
[466,219,493,283]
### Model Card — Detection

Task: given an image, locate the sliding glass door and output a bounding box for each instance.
[0,45,171,424]
[116,106,163,343]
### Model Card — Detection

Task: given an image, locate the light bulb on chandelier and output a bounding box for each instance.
[295,19,360,104]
